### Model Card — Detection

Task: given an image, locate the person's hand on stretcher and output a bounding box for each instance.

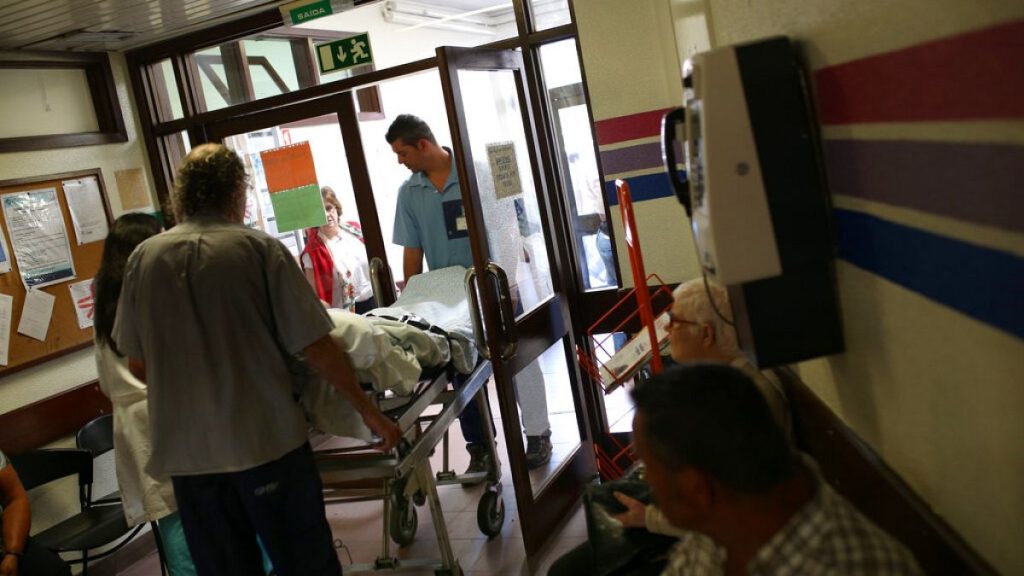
[303,334,403,451]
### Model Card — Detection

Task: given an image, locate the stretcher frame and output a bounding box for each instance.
[314,359,502,576]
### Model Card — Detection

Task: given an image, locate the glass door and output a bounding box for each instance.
[437,46,595,554]
[203,92,397,306]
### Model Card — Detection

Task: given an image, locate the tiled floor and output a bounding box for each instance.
[115,379,591,576]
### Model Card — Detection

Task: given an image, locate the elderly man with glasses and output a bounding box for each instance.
[548,278,790,576]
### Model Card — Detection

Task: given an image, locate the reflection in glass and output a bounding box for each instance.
[456,69,554,317]
[530,0,571,31]
[540,40,615,290]
[516,338,580,495]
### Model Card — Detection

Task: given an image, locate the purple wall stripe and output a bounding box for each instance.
[824,139,1024,234]
[600,142,666,175]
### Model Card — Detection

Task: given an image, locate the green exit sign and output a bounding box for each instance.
[316,33,374,74]
[289,0,333,25]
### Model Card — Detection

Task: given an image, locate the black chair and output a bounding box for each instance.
[76,414,168,576]
[10,448,142,575]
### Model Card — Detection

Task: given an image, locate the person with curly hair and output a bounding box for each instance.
[112,143,400,576]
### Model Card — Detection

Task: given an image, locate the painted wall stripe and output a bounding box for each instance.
[604,172,678,206]
[815,20,1024,124]
[595,108,673,146]
[600,142,666,175]
[835,209,1024,339]
[825,139,1024,234]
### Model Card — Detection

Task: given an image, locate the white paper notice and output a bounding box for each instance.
[62,176,109,245]
[0,293,12,365]
[18,289,55,341]
[486,141,523,200]
[69,278,95,329]
[1,188,76,289]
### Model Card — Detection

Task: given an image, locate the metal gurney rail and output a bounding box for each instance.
[314,359,502,576]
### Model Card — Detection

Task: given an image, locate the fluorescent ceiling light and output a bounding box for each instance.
[382,1,507,34]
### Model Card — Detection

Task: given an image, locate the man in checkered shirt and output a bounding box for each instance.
[631,364,922,575]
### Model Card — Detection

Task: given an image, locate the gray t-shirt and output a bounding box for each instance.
[113,218,333,477]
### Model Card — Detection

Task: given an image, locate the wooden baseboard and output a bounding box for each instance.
[0,381,111,454]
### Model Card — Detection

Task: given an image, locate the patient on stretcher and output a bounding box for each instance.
[294,266,478,442]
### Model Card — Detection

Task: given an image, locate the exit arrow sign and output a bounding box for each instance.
[316,33,374,74]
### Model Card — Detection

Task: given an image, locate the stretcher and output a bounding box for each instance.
[307,267,504,576]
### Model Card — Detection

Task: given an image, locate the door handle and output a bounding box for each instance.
[464,267,490,361]
[661,107,691,217]
[486,262,518,361]
[369,257,386,306]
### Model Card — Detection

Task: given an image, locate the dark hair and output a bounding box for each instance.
[93,213,161,355]
[631,363,794,493]
[172,143,248,221]
[385,114,436,146]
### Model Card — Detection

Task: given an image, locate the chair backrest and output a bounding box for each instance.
[10,448,94,492]
[76,413,115,456]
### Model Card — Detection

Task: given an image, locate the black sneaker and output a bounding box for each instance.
[525,430,552,470]
[463,443,491,485]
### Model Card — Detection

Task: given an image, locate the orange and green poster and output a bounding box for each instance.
[259,142,326,233]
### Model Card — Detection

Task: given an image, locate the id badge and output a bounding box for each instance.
[443,200,470,239]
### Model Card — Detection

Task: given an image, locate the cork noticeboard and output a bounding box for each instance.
[0,168,113,377]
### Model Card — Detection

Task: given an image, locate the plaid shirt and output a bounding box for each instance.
[662,457,922,575]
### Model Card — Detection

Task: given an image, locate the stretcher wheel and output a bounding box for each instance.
[476,490,504,538]
[389,495,418,546]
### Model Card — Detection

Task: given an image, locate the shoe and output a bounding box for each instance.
[525,430,552,470]
[464,443,492,485]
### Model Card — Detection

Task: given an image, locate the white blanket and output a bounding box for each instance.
[298,267,479,440]
[366,265,478,374]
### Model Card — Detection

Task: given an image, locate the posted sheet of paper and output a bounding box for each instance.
[486,141,523,200]
[2,188,76,289]
[0,293,12,366]
[18,289,55,341]
[69,278,95,329]
[62,176,109,245]
[598,311,671,389]
[114,168,151,211]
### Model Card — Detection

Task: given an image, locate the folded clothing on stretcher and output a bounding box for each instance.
[295,266,477,441]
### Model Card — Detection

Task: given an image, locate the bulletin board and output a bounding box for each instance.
[0,168,113,377]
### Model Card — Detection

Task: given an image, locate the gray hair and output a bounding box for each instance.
[672,278,739,358]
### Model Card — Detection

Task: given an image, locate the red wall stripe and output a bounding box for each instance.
[815,20,1024,125]
[595,108,674,146]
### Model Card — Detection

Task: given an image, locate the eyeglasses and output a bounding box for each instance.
[666,309,700,330]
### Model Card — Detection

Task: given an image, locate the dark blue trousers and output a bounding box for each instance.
[172,443,341,576]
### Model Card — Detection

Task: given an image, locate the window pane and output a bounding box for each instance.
[152,59,184,121]
[244,39,301,100]
[194,46,232,111]
[357,69,452,287]
[530,0,571,31]
[539,40,615,290]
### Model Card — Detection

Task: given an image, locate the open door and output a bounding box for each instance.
[437,45,595,554]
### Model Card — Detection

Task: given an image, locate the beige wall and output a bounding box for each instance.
[576,0,1024,572]
[0,53,154,532]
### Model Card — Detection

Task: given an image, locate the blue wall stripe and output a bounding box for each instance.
[604,172,677,205]
[835,208,1024,339]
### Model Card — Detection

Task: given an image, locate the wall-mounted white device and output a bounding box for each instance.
[662,37,843,367]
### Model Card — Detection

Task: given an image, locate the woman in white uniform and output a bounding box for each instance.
[301,187,376,313]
